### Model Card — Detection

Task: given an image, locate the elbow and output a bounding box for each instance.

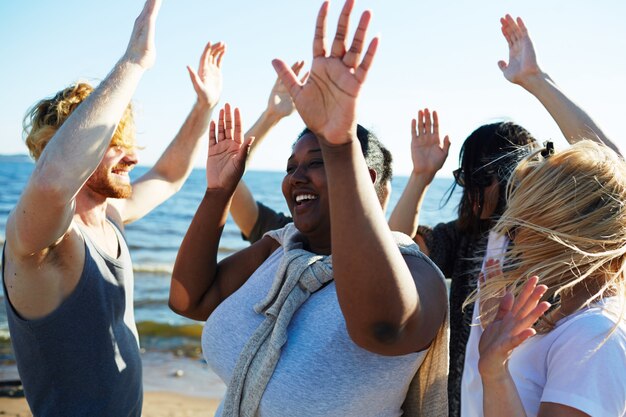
[346,320,406,351]
[168,299,207,321]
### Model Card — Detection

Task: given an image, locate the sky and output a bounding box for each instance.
[0,0,624,176]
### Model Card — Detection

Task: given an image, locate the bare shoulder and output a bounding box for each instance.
[3,223,86,320]
[106,201,126,229]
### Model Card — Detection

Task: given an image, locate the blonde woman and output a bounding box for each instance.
[465,140,626,417]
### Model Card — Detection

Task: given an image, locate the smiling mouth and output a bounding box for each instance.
[295,194,318,205]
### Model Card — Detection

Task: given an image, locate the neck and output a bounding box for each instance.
[74,187,109,227]
[301,234,332,256]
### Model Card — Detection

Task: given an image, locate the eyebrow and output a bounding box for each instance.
[287,148,323,162]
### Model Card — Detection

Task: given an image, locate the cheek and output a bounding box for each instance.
[281,176,291,206]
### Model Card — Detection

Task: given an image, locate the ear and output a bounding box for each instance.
[368,168,377,185]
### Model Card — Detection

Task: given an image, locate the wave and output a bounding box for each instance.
[133,263,173,274]
[137,320,204,338]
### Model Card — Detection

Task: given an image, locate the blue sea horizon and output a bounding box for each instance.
[0,160,460,364]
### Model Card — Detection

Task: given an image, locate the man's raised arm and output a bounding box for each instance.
[7,0,161,256]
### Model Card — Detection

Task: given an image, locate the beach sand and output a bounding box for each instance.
[0,392,220,416]
[0,351,225,416]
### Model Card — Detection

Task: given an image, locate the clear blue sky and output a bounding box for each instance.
[1,1,624,175]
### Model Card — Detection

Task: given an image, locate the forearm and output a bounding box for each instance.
[520,72,620,155]
[169,187,232,319]
[481,371,528,417]
[37,59,146,196]
[230,181,259,238]
[387,171,433,236]
[229,109,284,235]
[150,102,213,189]
[322,139,418,346]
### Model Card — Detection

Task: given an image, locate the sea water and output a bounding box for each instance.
[0,160,460,374]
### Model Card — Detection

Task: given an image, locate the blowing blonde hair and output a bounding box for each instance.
[466,140,626,333]
[23,82,136,161]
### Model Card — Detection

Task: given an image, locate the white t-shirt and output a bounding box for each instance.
[462,234,626,417]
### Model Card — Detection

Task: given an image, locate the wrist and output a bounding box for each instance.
[479,360,511,384]
[260,108,285,125]
[409,169,436,185]
[516,71,551,92]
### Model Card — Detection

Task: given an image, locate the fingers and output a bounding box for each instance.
[517,17,528,36]
[355,36,378,84]
[218,108,226,143]
[313,1,330,57]
[213,42,226,68]
[272,59,303,100]
[331,0,354,58]
[186,66,202,94]
[139,0,162,24]
[199,41,213,71]
[424,108,432,134]
[443,136,451,154]
[432,110,440,136]
[343,10,371,68]
[411,118,417,141]
[237,136,256,162]
[292,60,305,76]
[233,107,243,144]
[208,121,217,147]
[494,292,514,321]
[223,103,232,141]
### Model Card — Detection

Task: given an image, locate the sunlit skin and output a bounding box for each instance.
[86,145,138,199]
[475,178,500,219]
[281,133,331,255]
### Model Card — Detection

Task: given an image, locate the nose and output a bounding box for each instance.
[288,165,308,185]
[123,148,139,165]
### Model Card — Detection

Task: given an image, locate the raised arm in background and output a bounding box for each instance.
[387,109,450,253]
[110,41,226,224]
[229,61,306,237]
[272,0,446,355]
[7,0,161,259]
[169,104,282,321]
[499,14,621,156]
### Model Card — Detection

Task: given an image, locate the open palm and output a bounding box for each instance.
[498,15,541,85]
[188,42,225,109]
[272,0,378,144]
[267,61,306,119]
[410,109,450,177]
[206,104,252,190]
[478,276,550,379]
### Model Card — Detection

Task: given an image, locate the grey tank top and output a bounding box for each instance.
[203,248,426,417]
[2,221,142,416]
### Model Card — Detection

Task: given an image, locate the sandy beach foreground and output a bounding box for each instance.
[0,351,225,416]
[0,392,220,416]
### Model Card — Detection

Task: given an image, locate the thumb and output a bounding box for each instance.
[187,66,203,94]
[497,60,508,72]
[272,59,302,100]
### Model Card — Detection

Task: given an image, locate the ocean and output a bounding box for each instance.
[0,159,460,391]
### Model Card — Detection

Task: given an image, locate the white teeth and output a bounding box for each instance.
[295,194,317,203]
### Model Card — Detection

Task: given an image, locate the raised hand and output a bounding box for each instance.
[498,15,541,86]
[187,42,226,109]
[410,108,450,178]
[478,276,550,380]
[205,104,254,190]
[123,0,162,69]
[266,61,307,119]
[272,0,378,145]
[478,259,508,328]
